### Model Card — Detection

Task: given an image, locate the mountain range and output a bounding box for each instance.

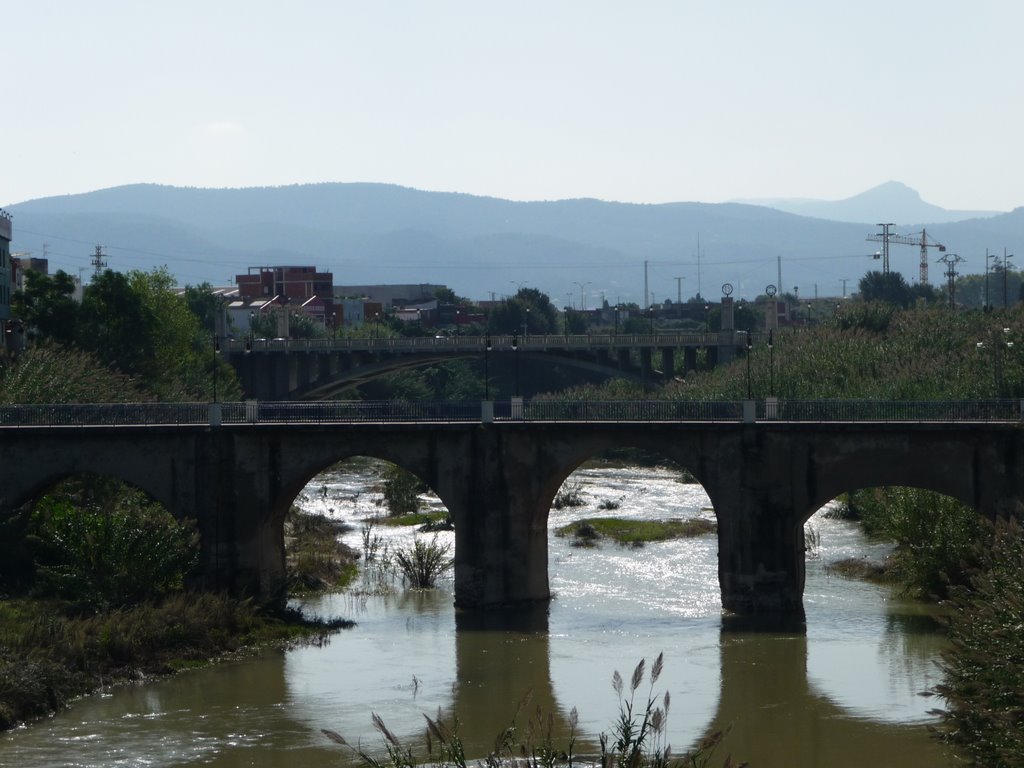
[6,182,1021,305]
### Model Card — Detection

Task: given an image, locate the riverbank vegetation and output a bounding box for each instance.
[931,520,1024,766]
[285,507,360,594]
[0,593,343,731]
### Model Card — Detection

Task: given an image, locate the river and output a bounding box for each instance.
[0,460,956,767]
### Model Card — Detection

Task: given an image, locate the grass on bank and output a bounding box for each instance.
[0,593,350,731]
[285,508,360,594]
[556,517,716,547]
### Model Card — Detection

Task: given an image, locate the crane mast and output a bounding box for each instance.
[866,226,946,284]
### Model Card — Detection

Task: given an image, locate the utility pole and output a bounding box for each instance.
[938,252,964,309]
[643,261,649,310]
[1004,249,1015,308]
[874,223,895,274]
[90,245,107,280]
[696,235,702,299]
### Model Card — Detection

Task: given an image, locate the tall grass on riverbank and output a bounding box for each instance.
[324,653,740,768]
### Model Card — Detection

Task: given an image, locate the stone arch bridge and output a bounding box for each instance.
[1,400,1021,625]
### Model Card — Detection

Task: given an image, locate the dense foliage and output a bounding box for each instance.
[931,520,1024,766]
[840,487,986,599]
[30,478,199,608]
[11,267,240,401]
[0,344,152,404]
[538,303,1024,401]
[382,464,426,516]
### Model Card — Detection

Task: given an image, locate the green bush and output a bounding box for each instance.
[30,478,199,608]
[392,535,453,588]
[842,487,985,599]
[382,465,425,517]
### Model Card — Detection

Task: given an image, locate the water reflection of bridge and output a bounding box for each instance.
[449,608,951,767]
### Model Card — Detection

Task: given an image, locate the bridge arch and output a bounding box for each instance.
[798,425,1024,522]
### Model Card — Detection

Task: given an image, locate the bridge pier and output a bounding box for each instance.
[191,432,289,607]
[444,428,552,609]
[661,347,675,379]
[716,501,806,623]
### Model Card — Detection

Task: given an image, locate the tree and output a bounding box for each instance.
[858,271,915,308]
[11,270,79,345]
[77,269,159,380]
[487,288,558,335]
[433,287,472,306]
[183,282,222,334]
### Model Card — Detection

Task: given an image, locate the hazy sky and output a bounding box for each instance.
[5,1,1023,211]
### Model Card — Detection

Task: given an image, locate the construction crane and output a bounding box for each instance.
[866,225,946,284]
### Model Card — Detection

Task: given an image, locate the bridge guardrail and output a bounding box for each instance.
[0,399,1021,427]
[765,399,1024,422]
[227,332,734,355]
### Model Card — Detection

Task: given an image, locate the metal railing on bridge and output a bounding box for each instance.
[226,332,733,355]
[0,399,1021,427]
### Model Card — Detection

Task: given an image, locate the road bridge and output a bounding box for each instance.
[1,400,1021,625]
[225,332,745,399]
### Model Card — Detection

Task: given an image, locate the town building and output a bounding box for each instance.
[333,283,445,308]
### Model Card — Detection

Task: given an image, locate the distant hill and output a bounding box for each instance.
[735,181,1002,225]
[6,183,1022,304]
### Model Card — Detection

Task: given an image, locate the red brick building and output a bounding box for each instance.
[235,265,335,327]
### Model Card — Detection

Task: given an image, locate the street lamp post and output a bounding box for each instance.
[767,328,774,397]
[745,332,753,399]
[573,281,591,311]
[512,334,520,397]
[246,310,256,397]
[986,250,998,311]
[977,327,1013,396]
[212,335,220,402]
[484,334,492,399]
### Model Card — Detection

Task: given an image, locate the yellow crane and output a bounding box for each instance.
[866,225,946,284]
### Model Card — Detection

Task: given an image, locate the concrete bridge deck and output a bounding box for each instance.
[2,399,1021,626]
